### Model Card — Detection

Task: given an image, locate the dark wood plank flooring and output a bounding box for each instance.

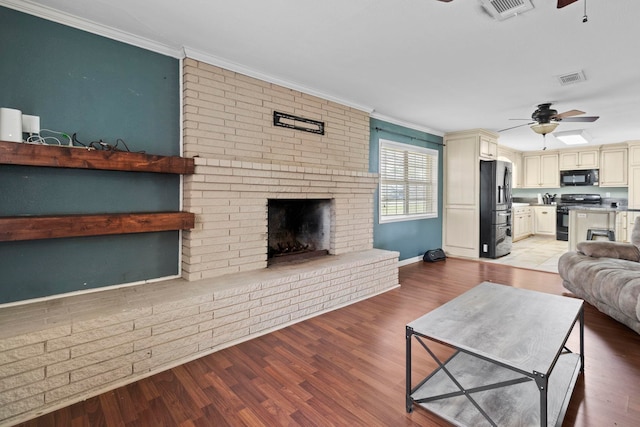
[17,258,640,426]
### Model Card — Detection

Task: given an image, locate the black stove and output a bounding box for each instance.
[558,193,602,207]
[556,194,602,241]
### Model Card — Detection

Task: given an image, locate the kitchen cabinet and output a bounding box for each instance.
[522,152,559,188]
[627,143,640,227]
[600,145,627,187]
[443,129,499,258]
[616,211,628,243]
[629,166,640,207]
[568,209,616,251]
[559,149,599,170]
[533,205,556,235]
[480,136,498,159]
[628,212,640,243]
[498,146,522,188]
[629,141,640,166]
[513,206,532,242]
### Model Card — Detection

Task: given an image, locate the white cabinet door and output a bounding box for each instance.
[480,136,497,159]
[600,148,628,187]
[513,207,533,241]
[523,156,541,188]
[559,150,599,170]
[540,154,559,188]
[523,153,559,188]
[533,206,556,235]
[616,212,628,242]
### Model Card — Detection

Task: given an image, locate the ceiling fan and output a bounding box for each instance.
[499,103,599,135]
[499,102,599,150]
[435,0,579,7]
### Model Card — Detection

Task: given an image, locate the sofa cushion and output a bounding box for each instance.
[558,252,640,324]
[577,240,640,262]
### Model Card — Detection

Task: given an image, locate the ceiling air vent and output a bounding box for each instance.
[479,0,534,21]
[557,70,587,86]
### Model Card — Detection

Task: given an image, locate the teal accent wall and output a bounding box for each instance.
[0,7,180,304]
[370,118,443,261]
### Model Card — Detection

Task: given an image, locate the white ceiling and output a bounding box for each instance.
[5,0,640,151]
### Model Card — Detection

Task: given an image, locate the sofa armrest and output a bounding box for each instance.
[576,241,640,262]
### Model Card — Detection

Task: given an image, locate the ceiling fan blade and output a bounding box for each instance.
[559,116,599,123]
[557,0,578,8]
[498,122,534,132]
[553,109,585,119]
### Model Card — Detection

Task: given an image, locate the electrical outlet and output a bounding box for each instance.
[22,115,40,134]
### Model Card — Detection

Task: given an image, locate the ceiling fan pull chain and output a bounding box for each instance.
[583,0,588,23]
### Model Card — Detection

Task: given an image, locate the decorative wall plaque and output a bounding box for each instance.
[273,111,324,135]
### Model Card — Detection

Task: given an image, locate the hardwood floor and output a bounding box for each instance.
[16,258,640,426]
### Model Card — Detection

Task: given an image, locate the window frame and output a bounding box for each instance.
[378,139,438,224]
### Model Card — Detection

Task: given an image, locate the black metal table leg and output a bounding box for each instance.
[406,326,413,413]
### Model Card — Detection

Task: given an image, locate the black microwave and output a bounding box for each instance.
[560,169,599,186]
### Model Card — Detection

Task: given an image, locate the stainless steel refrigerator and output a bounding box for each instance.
[480,160,512,258]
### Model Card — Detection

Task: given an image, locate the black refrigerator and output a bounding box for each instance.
[480,160,512,258]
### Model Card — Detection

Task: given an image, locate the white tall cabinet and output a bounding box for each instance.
[443,129,499,258]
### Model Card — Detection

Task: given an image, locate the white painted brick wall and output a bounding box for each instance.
[0,249,398,425]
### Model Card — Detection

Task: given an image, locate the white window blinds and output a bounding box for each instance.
[379,139,438,222]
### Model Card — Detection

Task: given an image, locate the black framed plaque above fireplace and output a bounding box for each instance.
[267,198,332,265]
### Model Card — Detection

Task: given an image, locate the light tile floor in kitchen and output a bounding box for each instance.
[483,235,569,273]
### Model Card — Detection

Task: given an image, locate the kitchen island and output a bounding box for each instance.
[567,207,640,251]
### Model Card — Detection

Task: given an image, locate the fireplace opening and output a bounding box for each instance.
[268,199,331,265]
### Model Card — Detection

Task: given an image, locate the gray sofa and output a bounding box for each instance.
[558,216,640,334]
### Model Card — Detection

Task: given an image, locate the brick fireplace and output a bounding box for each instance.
[181,58,389,281]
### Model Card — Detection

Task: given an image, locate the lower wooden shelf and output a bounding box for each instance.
[0,212,195,242]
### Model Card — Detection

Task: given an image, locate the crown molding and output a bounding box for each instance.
[0,0,183,58]
[370,112,444,137]
[183,46,374,114]
[2,1,377,116]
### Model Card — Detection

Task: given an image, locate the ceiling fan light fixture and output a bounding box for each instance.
[554,130,591,145]
[530,122,559,135]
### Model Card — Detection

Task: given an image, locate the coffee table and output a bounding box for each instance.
[406,282,584,427]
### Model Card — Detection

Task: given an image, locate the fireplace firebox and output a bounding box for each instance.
[267,199,331,264]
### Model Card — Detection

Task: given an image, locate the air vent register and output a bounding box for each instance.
[479,0,534,21]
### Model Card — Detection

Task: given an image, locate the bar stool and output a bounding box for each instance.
[586,228,616,241]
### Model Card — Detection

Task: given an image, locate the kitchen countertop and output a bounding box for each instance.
[566,206,638,212]
[510,203,640,212]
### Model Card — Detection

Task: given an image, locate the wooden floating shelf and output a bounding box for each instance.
[0,212,195,242]
[0,140,194,174]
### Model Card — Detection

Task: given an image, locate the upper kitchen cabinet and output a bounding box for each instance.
[480,135,498,159]
[498,146,522,188]
[600,144,628,187]
[559,149,599,170]
[522,151,559,188]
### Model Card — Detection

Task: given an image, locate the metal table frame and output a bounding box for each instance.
[405,283,584,427]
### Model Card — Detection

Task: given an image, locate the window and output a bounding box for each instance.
[379,139,438,223]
